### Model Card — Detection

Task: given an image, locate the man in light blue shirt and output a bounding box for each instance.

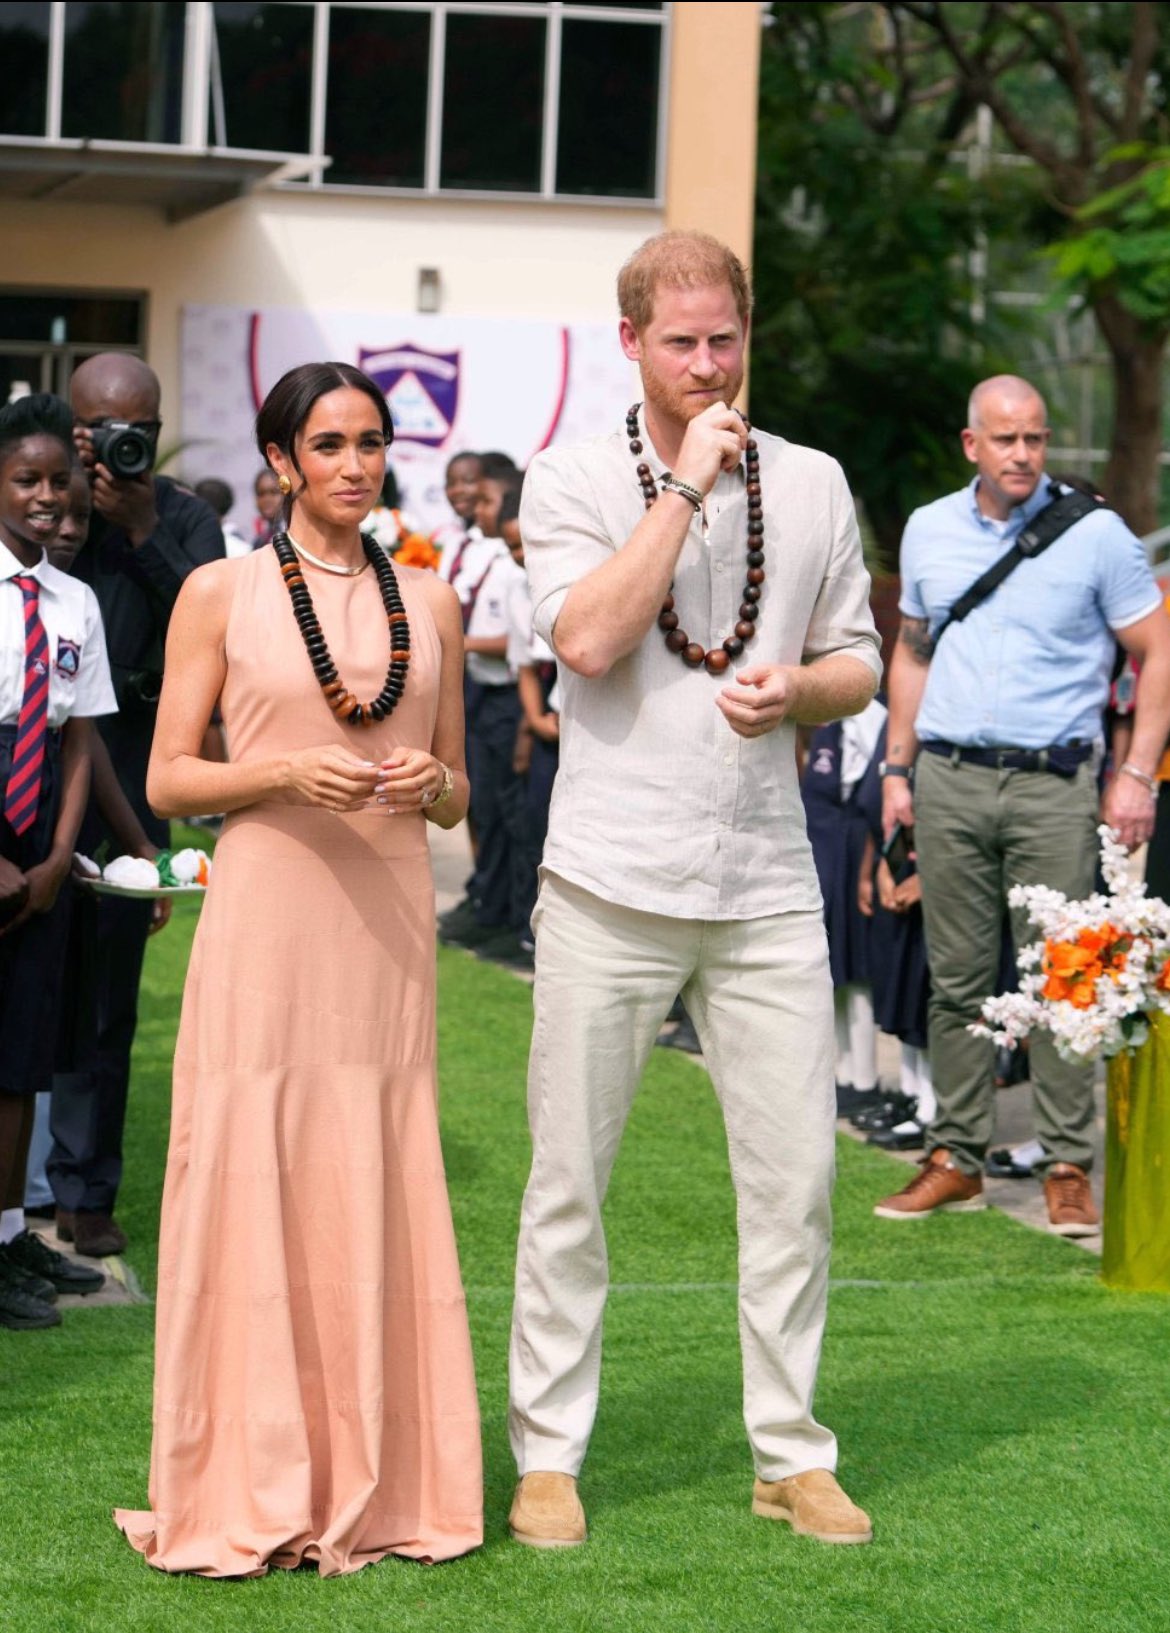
[874,374,1170,1234]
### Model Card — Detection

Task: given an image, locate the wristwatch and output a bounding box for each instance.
[879,762,913,780]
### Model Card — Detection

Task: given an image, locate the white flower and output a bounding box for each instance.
[72,852,101,879]
[169,847,207,885]
[103,855,160,889]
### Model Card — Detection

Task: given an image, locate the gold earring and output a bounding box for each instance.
[277,474,292,495]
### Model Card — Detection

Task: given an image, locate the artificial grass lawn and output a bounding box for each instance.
[4,887,1170,1633]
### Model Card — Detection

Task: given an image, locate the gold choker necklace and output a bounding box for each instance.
[286,534,368,576]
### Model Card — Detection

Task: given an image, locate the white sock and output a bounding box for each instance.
[911,1047,936,1123]
[833,988,854,1084]
[0,1207,25,1245]
[847,986,877,1091]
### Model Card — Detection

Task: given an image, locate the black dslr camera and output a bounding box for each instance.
[90,419,158,479]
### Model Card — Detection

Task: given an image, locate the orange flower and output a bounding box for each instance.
[393,532,440,571]
[1156,957,1170,993]
[1042,936,1103,1008]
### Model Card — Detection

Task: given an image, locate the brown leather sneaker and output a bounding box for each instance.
[509,1472,587,1549]
[1044,1163,1100,1237]
[752,1469,872,1545]
[873,1148,986,1219]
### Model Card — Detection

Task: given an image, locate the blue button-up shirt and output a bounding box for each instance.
[900,477,1161,748]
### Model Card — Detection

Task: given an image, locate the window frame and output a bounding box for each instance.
[35,0,668,205]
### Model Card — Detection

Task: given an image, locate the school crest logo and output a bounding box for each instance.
[55,637,80,679]
[811,745,835,777]
[358,344,461,448]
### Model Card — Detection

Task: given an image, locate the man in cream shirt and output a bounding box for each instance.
[508,231,883,1549]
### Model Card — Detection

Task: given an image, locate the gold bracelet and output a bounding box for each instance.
[431,763,454,808]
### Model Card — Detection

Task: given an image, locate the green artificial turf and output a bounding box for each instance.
[3,886,1169,1633]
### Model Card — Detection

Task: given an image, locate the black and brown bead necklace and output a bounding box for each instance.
[627,402,764,676]
[273,529,411,726]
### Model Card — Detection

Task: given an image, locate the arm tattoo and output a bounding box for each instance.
[899,616,933,666]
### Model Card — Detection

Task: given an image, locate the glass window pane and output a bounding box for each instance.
[557,20,660,198]
[0,292,142,346]
[441,14,545,193]
[324,7,430,188]
[0,3,50,137]
[211,2,314,153]
[62,2,186,144]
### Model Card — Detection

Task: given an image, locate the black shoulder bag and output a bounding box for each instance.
[928,484,1106,656]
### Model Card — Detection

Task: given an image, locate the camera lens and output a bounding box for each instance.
[91,421,153,479]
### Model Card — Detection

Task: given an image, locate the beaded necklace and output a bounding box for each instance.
[273,529,410,726]
[626,402,764,676]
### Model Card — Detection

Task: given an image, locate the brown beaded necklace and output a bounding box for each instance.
[627,402,764,676]
[273,529,411,726]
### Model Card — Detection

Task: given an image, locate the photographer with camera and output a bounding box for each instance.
[45,354,223,1260]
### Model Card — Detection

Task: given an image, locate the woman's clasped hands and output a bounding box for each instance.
[282,744,447,814]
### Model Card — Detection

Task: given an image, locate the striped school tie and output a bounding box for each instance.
[4,575,50,836]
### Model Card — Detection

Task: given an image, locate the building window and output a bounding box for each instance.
[556,18,660,198]
[440,12,547,193]
[210,2,314,155]
[325,6,431,188]
[62,2,186,145]
[0,3,51,138]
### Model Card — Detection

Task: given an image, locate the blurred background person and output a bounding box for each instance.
[195,477,251,559]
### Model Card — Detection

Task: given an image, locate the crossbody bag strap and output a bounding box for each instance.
[929,486,1106,654]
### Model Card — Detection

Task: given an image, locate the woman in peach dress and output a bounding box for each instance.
[115,363,482,1576]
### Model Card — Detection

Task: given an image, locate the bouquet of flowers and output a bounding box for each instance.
[975,826,1170,1062]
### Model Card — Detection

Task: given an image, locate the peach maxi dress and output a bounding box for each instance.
[115,546,483,1576]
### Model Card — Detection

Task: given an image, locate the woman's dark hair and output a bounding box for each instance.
[445,450,482,477]
[254,362,394,526]
[480,450,518,479]
[0,392,74,466]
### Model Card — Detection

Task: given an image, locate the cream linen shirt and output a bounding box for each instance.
[521,411,882,920]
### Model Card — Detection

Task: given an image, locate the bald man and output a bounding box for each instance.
[875,375,1170,1234]
[45,354,223,1259]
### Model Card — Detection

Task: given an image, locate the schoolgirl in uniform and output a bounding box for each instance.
[0,394,116,1329]
[801,696,887,1115]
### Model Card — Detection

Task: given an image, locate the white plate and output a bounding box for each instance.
[85,879,208,899]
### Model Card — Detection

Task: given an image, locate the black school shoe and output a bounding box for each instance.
[868,1118,928,1150]
[851,1091,916,1131]
[0,1255,60,1330]
[1,1230,105,1295]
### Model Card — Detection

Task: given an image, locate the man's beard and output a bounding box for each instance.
[641,365,745,426]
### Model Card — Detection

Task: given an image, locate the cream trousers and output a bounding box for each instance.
[507,872,840,1483]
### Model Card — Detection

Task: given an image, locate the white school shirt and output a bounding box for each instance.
[0,542,117,728]
[505,570,556,679]
[465,542,526,687]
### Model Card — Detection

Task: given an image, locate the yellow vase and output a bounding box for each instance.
[1103,1013,1170,1291]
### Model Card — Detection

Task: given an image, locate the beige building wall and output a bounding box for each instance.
[665,2,761,270]
[4,192,662,430]
[2,2,762,422]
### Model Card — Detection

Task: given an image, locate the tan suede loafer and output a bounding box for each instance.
[752,1469,872,1544]
[509,1472,587,1549]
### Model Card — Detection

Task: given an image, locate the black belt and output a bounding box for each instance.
[921,740,1093,778]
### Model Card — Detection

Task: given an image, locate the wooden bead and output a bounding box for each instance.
[747,549,764,568]
[748,520,764,536]
[723,635,744,657]
[747,481,761,497]
[747,567,765,585]
[682,642,706,667]
[739,602,759,621]
[704,648,731,674]
[630,440,643,454]
[663,593,675,611]
[637,463,651,478]
[735,620,755,641]
[665,629,689,653]
[658,610,679,631]
[743,585,761,603]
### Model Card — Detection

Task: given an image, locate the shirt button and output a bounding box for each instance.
[715,562,725,573]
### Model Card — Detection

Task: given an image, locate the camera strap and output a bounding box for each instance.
[929,484,1106,655]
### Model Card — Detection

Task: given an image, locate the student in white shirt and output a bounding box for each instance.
[0,394,116,1330]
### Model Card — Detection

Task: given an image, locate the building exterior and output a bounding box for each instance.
[1,1,761,525]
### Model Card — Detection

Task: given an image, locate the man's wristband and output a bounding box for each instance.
[879,761,913,782]
[1119,761,1158,796]
[659,474,703,512]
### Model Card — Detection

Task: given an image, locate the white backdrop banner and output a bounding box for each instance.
[181,304,636,537]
